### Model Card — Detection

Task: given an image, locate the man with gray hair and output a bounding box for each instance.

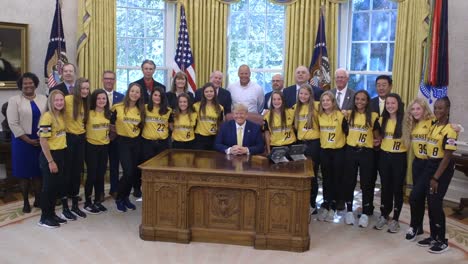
[227,65,264,114]
[331,68,355,110]
[283,65,323,108]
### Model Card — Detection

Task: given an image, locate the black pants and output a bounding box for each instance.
[141,137,169,162]
[108,138,120,193]
[379,151,407,220]
[172,140,196,150]
[117,136,141,200]
[409,157,428,230]
[344,146,375,215]
[195,134,216,150]
[299,139,320,208]
[85,142,108,203]
[64,133,85,198]
[426,159,454,242]
[320,147,345,210]
[39,149,65,220]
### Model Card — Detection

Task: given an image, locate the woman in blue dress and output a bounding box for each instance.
[7,72,47,213]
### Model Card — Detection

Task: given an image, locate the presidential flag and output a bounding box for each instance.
[172,5,197,92]
[309,8,331,90]
[44,0,68,89]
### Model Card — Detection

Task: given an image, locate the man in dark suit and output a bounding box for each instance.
[195,70,232,115]
[370,75,393,116]
[283,65,323,108]
[0,40,20,81]
[215,103,264,155]
[330,68,355,110]
[132,59,166,103]
[102,70,124,199]
[49,63,76,95]
[264,74,284,110]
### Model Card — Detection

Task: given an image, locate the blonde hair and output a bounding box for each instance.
[318,91,339,115]
[402,98,434,147]
[294,84,315,130]
[47,90,66,125]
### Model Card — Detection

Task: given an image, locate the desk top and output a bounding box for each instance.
[139,149,313,178]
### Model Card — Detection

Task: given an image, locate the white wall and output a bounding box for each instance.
[0,0,77,125]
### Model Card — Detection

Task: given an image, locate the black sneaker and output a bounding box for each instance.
[405,227,423,241]
[115,199,127,213]
[71,206,87,218]
[124,197,136,210]
[37,218,60,229]
[52,214,67,225]
[83,204,101,215]
[94,203,107,212]
[428,240,449,254]
[61,208,77,221]
[417,237,435,247]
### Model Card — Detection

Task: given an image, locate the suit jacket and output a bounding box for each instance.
[370,96,381,116]
[50,82,70,96]
[283,84,323,108]
[264,91,273,110]
[215,120,264,155]
[195,87,232,114]
[111,90,124,106]
[133,78,166,103]
[331,87,356,110]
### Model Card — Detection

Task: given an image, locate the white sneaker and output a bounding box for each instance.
[345,211,354,225]
[374,216,388,230]
[325,209,335,222]
[317,208,329,221]
[387,220,400,233]
[358,214,369,228]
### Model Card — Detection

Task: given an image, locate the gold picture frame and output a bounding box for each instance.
[0,22,28,89]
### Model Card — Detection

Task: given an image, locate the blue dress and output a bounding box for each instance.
[11,101,41,179]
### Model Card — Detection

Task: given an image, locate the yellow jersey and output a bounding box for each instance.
[142,105,172,140]
[346,112,379,148]
[172,112,197,142]
[292,102,320,141]
[318,110,347,149]
[426,122,457,159]
[193,102,224,136]
[263,108,297,146]
[380,118,407,153]
[411,119,433,159]
[64,95,86,135]
[112,103,142,138]
[86,110,110,145]
[38,112,67,150]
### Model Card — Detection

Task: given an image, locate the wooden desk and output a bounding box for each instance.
[452,152,468,214]
[139,149,313,252]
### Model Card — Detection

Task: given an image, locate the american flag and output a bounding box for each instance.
[309,8,331,90]
[172,5,197,92]
[44,0,68,89]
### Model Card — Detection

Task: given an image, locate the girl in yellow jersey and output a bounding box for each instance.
[293,84,320,214]
[111,83,146,212]
[83,89,111,214]
[194,83,224,150]
[142,87,172,161]
[374,93,407,233]
[263,91,296,153]
[417,97,457,253]
[171,93,197,149]
[62,78,90,220]
[402,98,434,240]
[343,90,380,228]
[317,91,348,222]
[37,90,67,228]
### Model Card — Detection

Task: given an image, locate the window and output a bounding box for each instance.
[116,0,175,94]
[340,0,397,97]
[227,0,285,93]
